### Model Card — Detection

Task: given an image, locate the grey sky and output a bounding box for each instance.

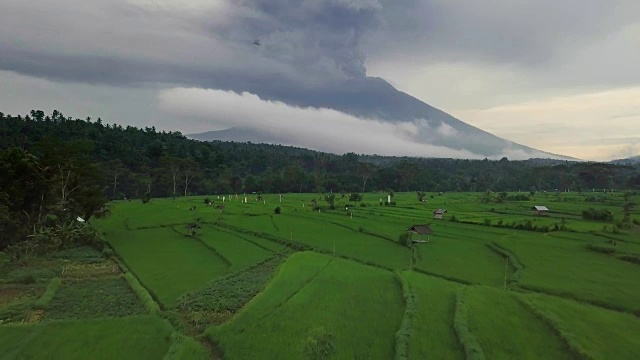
[1,0,638,160]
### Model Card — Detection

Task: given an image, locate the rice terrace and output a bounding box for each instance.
[2,190,640,359]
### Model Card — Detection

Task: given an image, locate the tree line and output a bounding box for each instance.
[2,110,640,251]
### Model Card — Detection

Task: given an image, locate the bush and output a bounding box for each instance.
[398,233,410,246]
[582,208,614,221]
[274,207,281,215]
[507,194,530,201]
[124,272,160,314]
[304,327,336,360]
[586,244,616,255]
[19,272,37,285]
[619,255,640,265]
[454,289,485,360]
[35,277,62,309]
[102,247,114,258]
[394,272,416,360]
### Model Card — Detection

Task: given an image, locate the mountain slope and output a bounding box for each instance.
[610,155,640,165]
[190,77,567,159]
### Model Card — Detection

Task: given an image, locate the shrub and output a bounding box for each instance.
[507,194,530,201]
[102,247,114,258]
[619,255,640,265]
[19,272,37,285]
[304,327,336,360]
[586,244,616,255]
[124,272,160,314]
[394,272,416,360]
[582,208,614,221]
[453,289,485,360]
[35,277,62,309]
[274,207,281,215]
[398,233,410,246]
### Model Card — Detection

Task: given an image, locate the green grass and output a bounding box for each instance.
[163,332,210,360]
[465,286,570,359]
[520,293,640,358]
[107,227,230,308]
[208,252,404,359]
[198,225,274,269]
[495,233,640,313]
[402,271,464,360]
[222,213,411,269]
[412,230,506,285]
[0,316,173,359]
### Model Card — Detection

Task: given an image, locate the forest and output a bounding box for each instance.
[1,109,639,251]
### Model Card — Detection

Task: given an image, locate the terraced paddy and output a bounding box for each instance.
[2,191,639,358]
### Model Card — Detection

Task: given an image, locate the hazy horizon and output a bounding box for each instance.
[1,0,639,161]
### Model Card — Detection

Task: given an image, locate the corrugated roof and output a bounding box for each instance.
[533,206,549,211]
[434,209,447,214]
[406,224,433,235]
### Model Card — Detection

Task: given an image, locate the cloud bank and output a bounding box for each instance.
[158,87,551,160]
[159,88,487,158]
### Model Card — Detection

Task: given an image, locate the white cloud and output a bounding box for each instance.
[436,122,457,137]
[158,87,488,158]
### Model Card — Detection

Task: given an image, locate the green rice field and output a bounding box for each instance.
[2,191,640,358]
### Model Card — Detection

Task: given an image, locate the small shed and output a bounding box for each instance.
[532,206,549,216]
[433,209,448,219]
[406,224,433,243]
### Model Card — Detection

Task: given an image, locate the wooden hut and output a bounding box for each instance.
[532,206,549,216]
[433,209,447,219]
[406,224,433,243]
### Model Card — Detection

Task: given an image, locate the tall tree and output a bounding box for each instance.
[182,158,200,196]
[357,162,374,192]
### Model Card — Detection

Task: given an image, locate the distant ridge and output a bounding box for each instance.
[188,77,572,160]
[610,155,640,165]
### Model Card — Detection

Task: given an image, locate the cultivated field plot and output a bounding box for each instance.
[3,191,637,359]
[208,252,404,359]
[107,227,231,308]
[0,316,173,359]
[401,271,464,359]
